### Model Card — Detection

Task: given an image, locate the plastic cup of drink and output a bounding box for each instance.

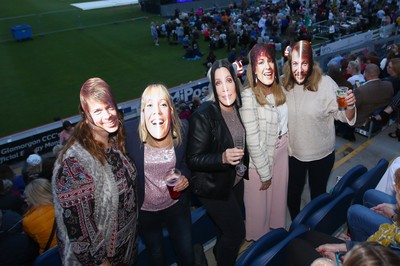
[336,86,348,110]
[165,168,181,199]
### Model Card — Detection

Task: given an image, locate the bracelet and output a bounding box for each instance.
[391,213,397,222]
[347,105,355,110]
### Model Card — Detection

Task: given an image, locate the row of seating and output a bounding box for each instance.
[235,158,389,266]
[32,159,389,265]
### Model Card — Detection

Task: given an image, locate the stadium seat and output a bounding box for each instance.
[33,246,61,266]
[235,228,289,266]
[289,164,367,232]
[242,225,309,266]
[305,187,355,235]
[350,158,389,205]
[289,193,332,232]
[330,164,368,197]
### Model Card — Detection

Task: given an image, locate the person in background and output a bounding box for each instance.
[23,178,57,254]
[239,43,289,241]
[346,60,365,87]
[21,149,42,184]
[0,209,39,266]
[282,40,356,220]
[0,178,24,214]
[310,242,400,266]
[376,156,400,197]
[151,22,159,46]
[371,58,400,140]
[187,59,249,265]
[59,120,74,145]
[125,84,193,266]
[0,164,25,196]
[285,167,400,266]
[53,77,137,265]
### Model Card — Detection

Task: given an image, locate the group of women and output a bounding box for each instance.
[51,40,357,265]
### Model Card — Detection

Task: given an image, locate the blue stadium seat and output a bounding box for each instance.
[236,228,289,266]
[289,164,367,232]
[33,246,61,266]
[330,164,368,197]
[350,159,389,205]
[305,187,355,235]
[245,225,309,266]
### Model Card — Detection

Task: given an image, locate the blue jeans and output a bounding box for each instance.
[347,204,392,242]
[139,193,194,266]
[362,189,396,208]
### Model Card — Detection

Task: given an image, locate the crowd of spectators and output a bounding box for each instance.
[150,0,400,65]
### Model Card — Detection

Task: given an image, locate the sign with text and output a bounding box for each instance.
[0,78,210,165]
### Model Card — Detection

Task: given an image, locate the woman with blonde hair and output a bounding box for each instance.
[125,84,193,266]
[53,77,137,265]
[23,178,57,254]
[240,43,289,241]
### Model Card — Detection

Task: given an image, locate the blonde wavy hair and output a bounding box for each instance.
[282,40,322,92]
[138,84,182,148]
[24,178,53,208]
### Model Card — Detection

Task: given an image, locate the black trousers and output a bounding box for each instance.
[199,180,245,266]
[287,152,335,220]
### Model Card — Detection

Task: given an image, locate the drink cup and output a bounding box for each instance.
[336,86,348,110]
[165,168,181,199]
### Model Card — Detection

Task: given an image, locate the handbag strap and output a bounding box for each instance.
[44,218,56,252]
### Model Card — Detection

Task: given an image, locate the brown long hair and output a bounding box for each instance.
[282,40,322,92]
[59,77,125,164]
[247,43,286,106]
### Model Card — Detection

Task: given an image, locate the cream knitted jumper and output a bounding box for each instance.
[284,75,356,161]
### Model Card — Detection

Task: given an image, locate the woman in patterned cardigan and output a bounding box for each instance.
[52,77,138,266]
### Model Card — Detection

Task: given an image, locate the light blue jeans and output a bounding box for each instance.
[347,189,395,242]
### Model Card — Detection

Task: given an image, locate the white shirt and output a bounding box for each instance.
[376,157,400,197]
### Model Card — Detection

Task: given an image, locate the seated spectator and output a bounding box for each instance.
[327,63,352,88]
[337,64,393,141]
[39,156,56,182]
[0,178,24,214]
[347,188,396,243]
[177,102,191,119]
[191,95,201,113]
[376,156,400,197]
[21,149,42,184]
[353,64,393,127]
[346,60,365,87]
[371,58,400,140]
[0,209,39,266]
[23,178,57,254]
[285,167,400,266]
[311,242,400,266]
[0,164,25,195]
[59,120,74,145]
[342,242,400,266]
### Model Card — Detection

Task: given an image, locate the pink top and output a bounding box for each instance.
[141,144,177,211]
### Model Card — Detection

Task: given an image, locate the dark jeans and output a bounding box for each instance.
[139,194,194,266]
[199,179,245,266]
[287,152,335,220]
[285,230,344,266]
